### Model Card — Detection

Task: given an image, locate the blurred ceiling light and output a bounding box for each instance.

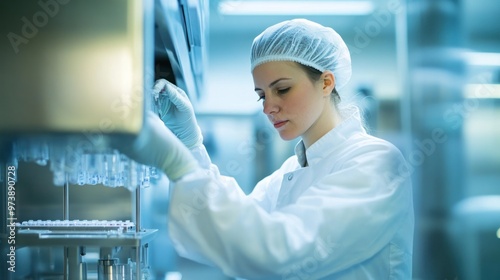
[465,84,500,99]
[218,1,375,16]
[497,228,500,239]
[463,52,500,66]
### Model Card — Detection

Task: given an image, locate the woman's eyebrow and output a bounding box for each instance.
[255,78,291,91]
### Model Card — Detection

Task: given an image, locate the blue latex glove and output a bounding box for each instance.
[153,79,203,149]
[115,111,199,181]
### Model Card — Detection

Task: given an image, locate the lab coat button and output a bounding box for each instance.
[287,174,293,181]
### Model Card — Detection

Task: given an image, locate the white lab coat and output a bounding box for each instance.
[168,110,414,280]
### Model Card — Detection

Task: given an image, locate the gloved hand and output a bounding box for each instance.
[114,111,199,181]
[153,79,203,149]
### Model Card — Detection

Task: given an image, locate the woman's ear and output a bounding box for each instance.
[321,71,336,96]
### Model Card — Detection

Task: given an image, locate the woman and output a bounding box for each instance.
[123,19,414,279]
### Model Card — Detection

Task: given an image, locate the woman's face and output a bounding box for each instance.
[252,61,335,145]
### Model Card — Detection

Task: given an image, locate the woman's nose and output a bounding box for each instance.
[263,95,279,115]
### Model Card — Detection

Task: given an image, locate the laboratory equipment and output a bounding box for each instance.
[0,0,207,279]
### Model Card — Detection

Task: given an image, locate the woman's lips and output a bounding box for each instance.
[273,120,287,128]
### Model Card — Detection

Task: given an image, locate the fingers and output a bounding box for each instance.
[154,79,192,112]
[153,79,168,97]
[165,82,192,112]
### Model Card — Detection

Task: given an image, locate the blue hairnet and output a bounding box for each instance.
[251,19,352,89]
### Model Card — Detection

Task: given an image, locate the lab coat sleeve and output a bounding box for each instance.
[188,144,227,181]
[167,141,413,279]
[189,144,212,170]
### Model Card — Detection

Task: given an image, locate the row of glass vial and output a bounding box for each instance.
[18,219,135,228]
[13,136,160,190]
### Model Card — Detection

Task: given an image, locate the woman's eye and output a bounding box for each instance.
[257,96,265,102]
[277,88,290,94]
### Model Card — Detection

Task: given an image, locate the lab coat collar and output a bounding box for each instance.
[294,107,365,168]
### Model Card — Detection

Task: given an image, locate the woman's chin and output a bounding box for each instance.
[278,132,299,141]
